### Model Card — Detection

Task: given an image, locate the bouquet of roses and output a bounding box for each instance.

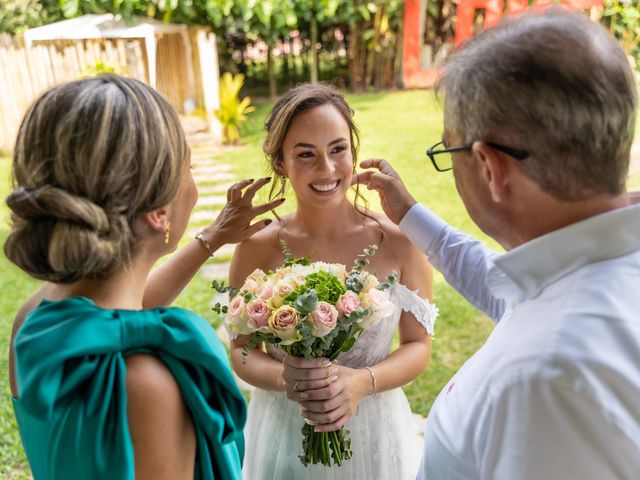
[213,244,397,467]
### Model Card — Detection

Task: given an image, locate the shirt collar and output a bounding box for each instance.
[486,205,640,301]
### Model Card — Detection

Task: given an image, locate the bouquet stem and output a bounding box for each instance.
[300,423,352,467]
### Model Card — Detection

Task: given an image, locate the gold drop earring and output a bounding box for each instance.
[164,221,171,244]
[278,177,286,198]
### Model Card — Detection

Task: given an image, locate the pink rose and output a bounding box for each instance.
[225,295,253,336]
[359,288,395,328]
[309,301,339,337]
[246,299,271,332]
[228,295,246,320]
[336,290,361,317]
[269,305,301,345]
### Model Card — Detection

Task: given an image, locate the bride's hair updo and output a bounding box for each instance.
[4,74,187,283]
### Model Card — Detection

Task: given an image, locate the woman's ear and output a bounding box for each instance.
[472,141,511,203]
[140,206,170,234]
[275,160,287,178]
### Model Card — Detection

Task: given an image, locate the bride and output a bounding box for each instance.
[229,84,438,479]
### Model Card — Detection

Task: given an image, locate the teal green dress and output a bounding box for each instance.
[11,297,246,479]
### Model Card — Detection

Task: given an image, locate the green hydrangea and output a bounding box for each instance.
[286,270,346,306]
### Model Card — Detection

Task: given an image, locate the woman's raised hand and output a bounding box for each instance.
[201,177,284,249]
[282,356,373,433]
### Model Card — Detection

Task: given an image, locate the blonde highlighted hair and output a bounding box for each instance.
[4,74,187,282]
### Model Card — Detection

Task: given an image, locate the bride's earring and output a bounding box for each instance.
[164,221,171,244]
[278,177,286,197]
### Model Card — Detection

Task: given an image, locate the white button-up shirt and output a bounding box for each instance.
[400,203,640,479]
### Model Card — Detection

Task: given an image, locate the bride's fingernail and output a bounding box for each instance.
[330,375,338,383]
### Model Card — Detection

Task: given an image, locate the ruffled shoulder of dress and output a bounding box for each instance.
[13,296,245,479]
[389,283,438,335]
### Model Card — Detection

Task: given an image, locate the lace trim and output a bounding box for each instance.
[389,283,438,335]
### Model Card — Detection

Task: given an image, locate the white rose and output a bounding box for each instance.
[359,288,395,328]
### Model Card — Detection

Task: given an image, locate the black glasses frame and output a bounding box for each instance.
[426,140,529,172]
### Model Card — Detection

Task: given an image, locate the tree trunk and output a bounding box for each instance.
[301,40,310,79]
[362,24,371,89]
[267,44,277,99]
[348,22,359,91]
[310,17,319,83]
[392,17,403,88]
[373,9,383,91]
[282,35,290,85]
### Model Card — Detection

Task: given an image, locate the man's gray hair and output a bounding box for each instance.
[440,9,638,201]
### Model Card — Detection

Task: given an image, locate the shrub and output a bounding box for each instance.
[214,72,256,145]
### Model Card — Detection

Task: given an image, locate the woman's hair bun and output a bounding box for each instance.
[4,74,187,282]
[4,185,132,283]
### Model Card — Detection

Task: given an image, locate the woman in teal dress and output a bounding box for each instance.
[5,75,281,479]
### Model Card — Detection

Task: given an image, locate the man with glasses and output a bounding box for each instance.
[355,9,640,480]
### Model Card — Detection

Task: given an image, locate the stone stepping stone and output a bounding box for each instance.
[188,133,218,145]
[201,262,231,280]
[191,152,227,161]
[198,184,232,195]
[191,142,223,150]
[193,171,236,184]
[196,195,226,207]
[190,210,221,223]
[193,165,232,175]
[191,159,222,168]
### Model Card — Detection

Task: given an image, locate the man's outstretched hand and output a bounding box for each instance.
[352,159,417,225]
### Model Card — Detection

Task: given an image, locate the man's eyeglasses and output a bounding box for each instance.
[426,140,529,172]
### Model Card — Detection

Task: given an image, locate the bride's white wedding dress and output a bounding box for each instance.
[242,283,438,480]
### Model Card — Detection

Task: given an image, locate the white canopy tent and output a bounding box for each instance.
[23,14,193,90]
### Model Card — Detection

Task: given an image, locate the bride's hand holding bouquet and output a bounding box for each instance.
[282,356,373,432]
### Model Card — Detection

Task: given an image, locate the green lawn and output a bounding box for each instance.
[0,89,639,477]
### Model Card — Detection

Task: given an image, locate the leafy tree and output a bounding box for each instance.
[247,0,297,98]
[0,0,64,34]
[602,0,640,69]
[294,0,342,83]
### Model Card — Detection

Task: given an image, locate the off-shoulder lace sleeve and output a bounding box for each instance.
[390,283,438,335]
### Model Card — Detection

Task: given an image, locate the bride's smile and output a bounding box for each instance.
[309,179,341,195]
